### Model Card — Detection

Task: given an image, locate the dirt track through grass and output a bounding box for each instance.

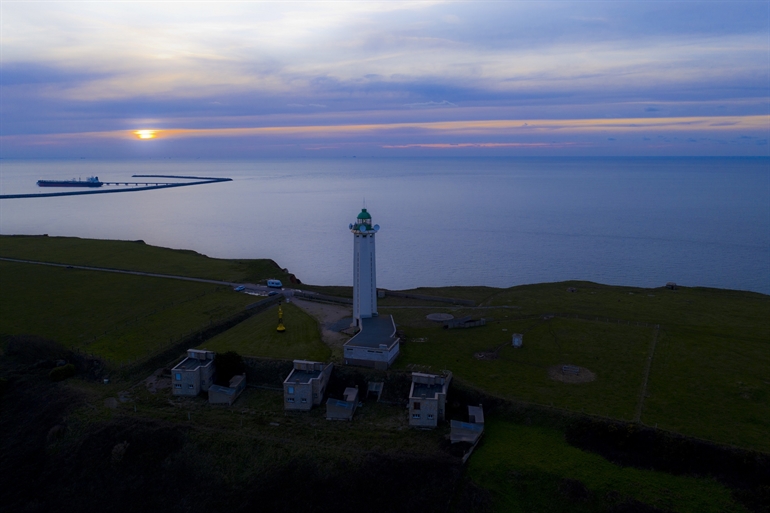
[634,324,660,422]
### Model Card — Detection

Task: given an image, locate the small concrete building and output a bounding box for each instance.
[172,349,216,396]
[283,360,333,411]
[450,404,485,444]
[326,387,359,421]
[408,371,452,428]
[343,315,400,370]
[444,316,486,329]
[208,374,246,406]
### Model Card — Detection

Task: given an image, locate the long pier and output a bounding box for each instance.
[0,175,232,199]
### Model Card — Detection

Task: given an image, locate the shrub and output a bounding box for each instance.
[214,351,245,385]
[49,364,75,382]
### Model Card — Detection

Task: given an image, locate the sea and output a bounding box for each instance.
[1,157,768,295]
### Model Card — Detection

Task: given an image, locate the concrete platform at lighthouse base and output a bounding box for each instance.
[343,315,400,370]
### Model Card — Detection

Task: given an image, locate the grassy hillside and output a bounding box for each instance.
[0,234,293,284]
[385,281,769,452]
[395,316,652,420]
[201,302,331,361]
[468,420,749,513]
[0,260,255,364]
[1,236,768,513]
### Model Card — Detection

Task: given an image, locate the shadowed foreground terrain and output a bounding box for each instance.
[1,236,768,512]
[0,340,463,513]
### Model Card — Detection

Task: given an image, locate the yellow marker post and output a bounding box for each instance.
[277,302,286,332]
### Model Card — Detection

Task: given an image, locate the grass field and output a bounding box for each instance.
[1,236,767,455]
[468,420,749,513]
[385,281,769,452]
[0,261,255,364]
[0,234,293,285]
[392,313,652,420]
[201,302,331,361]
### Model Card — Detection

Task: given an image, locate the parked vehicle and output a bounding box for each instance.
[267,279,283,288]
[234,286,245,292]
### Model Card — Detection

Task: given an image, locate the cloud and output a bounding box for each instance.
[287,103,327,108]
[381,142,575,148]
[403,100,458,108]
[2,2,769,156]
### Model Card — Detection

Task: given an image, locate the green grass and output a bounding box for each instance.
[393,315,651,420]
[386,281,769,452]
[2,235,767,454]
[201,302,331,361]
[643,324,770,451]
[468,420,749,513]
[0,234,292,284]
[0,261,255,364]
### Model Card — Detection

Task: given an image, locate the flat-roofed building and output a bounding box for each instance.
[171,349,216,396]
[408,371,452,428]
[450,404,485,444]
[326,386,359,421]
[283,360,333,411]
[343,315,400,370]
[208,374,247,406]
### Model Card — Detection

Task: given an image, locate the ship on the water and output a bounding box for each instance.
[37,176,103,188]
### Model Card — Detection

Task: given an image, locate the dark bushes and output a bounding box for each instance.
[49,364,75,381]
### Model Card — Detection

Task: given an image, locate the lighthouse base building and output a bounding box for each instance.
[343,208,400,369]
[343,315,400,370]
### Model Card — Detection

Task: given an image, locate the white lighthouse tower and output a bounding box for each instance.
[350,208,380,327]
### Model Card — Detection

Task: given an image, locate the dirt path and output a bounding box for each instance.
[291,298,352,351]
[634,324,660,422]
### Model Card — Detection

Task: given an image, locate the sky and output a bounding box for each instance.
[1,1,768,158]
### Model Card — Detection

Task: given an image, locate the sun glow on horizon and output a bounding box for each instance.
[134,130,158,139]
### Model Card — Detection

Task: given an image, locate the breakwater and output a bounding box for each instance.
[0,174,231,199]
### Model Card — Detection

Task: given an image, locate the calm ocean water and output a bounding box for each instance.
[1,157,768,294]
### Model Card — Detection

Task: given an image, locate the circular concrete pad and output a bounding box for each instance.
[426,313,454,322]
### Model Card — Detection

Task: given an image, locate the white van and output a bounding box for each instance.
[267,279,283,288]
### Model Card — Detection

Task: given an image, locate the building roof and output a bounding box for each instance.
[327,398,356,410]
[450,420,484,433]
[285,368,322,384]
[411,382,446,399]
[173,356,213,371]
[357,208,371,220]
[468,405,485,424]
[344,315,398,349]
[208,385,237,396]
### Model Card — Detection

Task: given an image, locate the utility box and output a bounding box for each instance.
[512,333,523,348]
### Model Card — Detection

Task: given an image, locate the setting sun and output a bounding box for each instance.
[134,129,157,139]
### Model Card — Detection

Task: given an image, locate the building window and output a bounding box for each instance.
[301,398,307,403]
[188,384,194,389]
[427,414,434,420]
[287,398,295,403]
[287,386,295,394]
[413,402,421,410]
[174,384,182,389]
[175,373,182,381]
[412,414,421,419]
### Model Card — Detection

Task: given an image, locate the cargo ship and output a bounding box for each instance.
[37,176,103,188]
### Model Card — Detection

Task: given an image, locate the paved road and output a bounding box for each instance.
[0,256,298,299]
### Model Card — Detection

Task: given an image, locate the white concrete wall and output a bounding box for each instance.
[353,233,377,323]
[343,343,399,366]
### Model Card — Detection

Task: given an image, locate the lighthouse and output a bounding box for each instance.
[344,207,400,369]
[350,208,380,327]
